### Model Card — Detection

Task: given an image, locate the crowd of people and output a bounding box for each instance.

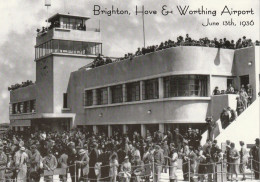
[213,84,253,119]
[0,125,259,182]
[8,80,34,91]
[89,35,259,69]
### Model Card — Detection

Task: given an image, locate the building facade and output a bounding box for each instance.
[9,13,260,137]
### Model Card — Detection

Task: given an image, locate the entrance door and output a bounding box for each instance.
[240,75,249,90]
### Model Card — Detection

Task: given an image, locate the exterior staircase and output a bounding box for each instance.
[201,96,259,147]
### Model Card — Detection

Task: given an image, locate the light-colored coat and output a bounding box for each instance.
[14,150,28,182]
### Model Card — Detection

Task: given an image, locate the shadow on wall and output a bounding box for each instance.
[214,48,221,66]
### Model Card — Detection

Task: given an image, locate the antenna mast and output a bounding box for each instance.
[142,8,146,48]
[45,0,51,27]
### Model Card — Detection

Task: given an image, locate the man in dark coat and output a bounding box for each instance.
[173,128,183,152]
[250,138,260,179]
[89,142,99,182]
[98,146,110,181]
[67,143,78,182]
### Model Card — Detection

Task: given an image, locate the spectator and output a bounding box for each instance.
[239,141,247,181]
[247,84,253,106]
[229,143,240,181]
[212,86,220,95]
[239,90,248,109]
[226,84,235,94]
[249,138,260,180]
[236,96,244,116]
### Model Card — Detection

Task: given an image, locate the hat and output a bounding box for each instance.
[20,147,25,151]
[79,149,86,155]
[188,128,192,131]
[124,156,129,160]
[30,145,37,149]
[183,140,188,144]
[175,128,179,131]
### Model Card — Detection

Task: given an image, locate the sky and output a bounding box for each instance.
[0,0,259,123]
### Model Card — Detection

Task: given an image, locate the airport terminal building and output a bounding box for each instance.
[9,13,260,137]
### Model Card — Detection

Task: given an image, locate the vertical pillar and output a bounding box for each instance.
[140,81,144,100]
[208,74,212,96]
[123,125,127,134]
[159,123,164,133]
[93,125,98,134]
[93,89,97,105]
[123,84,127,102]
[158,77,164,99]
[108,87,112,104]
[141,124,146,138]
[108,125,112,137]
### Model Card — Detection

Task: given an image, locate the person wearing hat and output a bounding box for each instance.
[142,146,152,182]
[168,145,178,182]
[239,141,247,181]
[77,149,89,182]
[98,145,110,182]
[89,141,99,182]
[179,139,190,181]
[249,138,260,179]
[229,143,240,181]
[58,146,68,182]
[14,146,28,182]
[236,95,244,116]
[42,149,57,182]
[132,153,144,182]
[153,145,164,182]
[118,156,131,182]
[5,154,15,182]
[173,128,183,152]
[0,146,7,182]
[109,153,119,182]
[29,145,42,182]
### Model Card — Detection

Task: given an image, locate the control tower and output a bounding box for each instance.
[9,13,102,131]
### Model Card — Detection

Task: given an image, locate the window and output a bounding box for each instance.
[36,40,102,59]
[97,88,108,105]
[23,101,28,113]
[52,40,59,53]
[126,82,140,102]
[143,79,159,100]
[63,93,68,108]
[73,41,82,54]
[30,100,36,112]
[111,85,123,103]
[164,75,208,97]
[59,40,68,53]
[63,17,69,29]
[84,90,93,106]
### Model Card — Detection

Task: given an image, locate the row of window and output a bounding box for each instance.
[84,75,208,106]
[35,40,102,59]
[61,17,85,30]
[9,100,36,114]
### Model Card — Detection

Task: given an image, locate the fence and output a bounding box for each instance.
[2,158,259,182]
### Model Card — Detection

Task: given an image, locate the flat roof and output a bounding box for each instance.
[48,13,90,22]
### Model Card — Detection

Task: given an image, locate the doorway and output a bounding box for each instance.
[240,75,249,90]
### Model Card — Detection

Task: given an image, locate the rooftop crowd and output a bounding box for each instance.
[0,123,259,182]
[90,35,260,69]
[8,80,34,91]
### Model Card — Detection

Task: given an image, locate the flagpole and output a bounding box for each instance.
[142,7,146,48]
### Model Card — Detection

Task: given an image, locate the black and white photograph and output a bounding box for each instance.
[0,0,259,181]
